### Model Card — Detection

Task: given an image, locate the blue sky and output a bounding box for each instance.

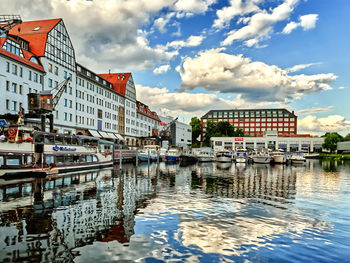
[5,0,350,135]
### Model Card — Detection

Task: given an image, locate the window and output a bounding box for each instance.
[11,101,17,111]
[12,64,17,75]
[6,100,9,110]
[48,78,52,87]
[28,71,32,80]
[19,67,23,77]
[33,73,38,82]
[6,62,10,72]
[6,81,10,91]
[48,63,52,72]
[54,66,58,75]
[11,83,17,93]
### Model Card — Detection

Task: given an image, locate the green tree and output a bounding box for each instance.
[343,133,350,141]
[217,121,235,136]
[322,133,342,152]
[189,117,201,143]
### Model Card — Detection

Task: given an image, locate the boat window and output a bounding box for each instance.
[86,155,92,162]
[0,156,3,166]
[56,155,65,164]
[46,155,54,165]
[22,155,33,165]
[44,135,54,144]
[6,155,21,165]
[55,135,64,145]
[65,155,73,163]
[81,155,87,162]
[73,155,80,163]
[92,155,98,162]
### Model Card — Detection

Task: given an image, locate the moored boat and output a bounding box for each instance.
[235,149,248,163]
[165,148,182,162]
[252,151,271,164]
[216,151,232,163]
[0,128,114,178]
[271,149,287,164]
[193,147,215,162]
[290,152,306,164]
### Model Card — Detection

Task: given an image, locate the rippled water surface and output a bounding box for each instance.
[1,160,350,262]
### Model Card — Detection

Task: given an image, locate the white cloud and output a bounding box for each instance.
[282,21,299,34]
[282,14,318,34]
[298,115,350,132]
[213,0,261,29]
[166,35,204,49]
[295,106,334,115]
[300,14,318,30]
[173,0,216,14]
[338,86,346,90]
[286,62,321,73]
[135,84,275,117]
[176,49,337,103]
[153,65,171,74]
[221,0,299,47]
[153,12,175,33]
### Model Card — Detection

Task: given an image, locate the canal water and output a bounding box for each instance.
[1,160,350,262]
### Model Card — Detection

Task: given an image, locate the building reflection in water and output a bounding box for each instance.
[0,160,342,262]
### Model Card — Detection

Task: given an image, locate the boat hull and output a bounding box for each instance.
[253,156,270,164]
[272,155,286,164]
[216,156,232,163]
[235,157,247,163]
[165,155,180,161]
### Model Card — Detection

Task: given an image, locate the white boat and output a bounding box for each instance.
[216,151,232,163]
[290,152,306,164]
[0,127,114,178]
[165,148,182,162]
[252,151,271,164]
[138,145,160,162]
[235,149,248,163]
[159,148,168,160]
[193,147,215,162]
[271,149,286,164]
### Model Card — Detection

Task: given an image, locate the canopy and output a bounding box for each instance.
[88,130,101,138]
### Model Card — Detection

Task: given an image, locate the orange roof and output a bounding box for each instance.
[9,18,61,57]
[0,37,45,72]
[98,73,131,96]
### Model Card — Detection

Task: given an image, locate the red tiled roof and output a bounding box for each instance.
[0,38,45,72]
[98,73,131,96]
[8,18,61,57]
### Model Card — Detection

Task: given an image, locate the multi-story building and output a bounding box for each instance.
[201,108,297,137]
[135,101,161,146]
[0,17,161,145]
[160,116,192,150]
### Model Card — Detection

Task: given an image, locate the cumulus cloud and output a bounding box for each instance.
[166,35,204,49]
[286,62,321,73]
[153,65,171,74]
[298,115,350,132]
[3,0,216,72]
[282,14,319,34]
[135,84,275,117]
[221,0,299,47]
[176,49,337,103]
[153,12,176,33]
[213,0,261,29]
[295,106,334,115]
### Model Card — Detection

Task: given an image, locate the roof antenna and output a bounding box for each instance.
[108,69,111,74]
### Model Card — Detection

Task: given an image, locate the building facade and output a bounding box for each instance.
[0,17,160,145]
[211,131,324,152]
[160,116,192,150]
[201,109,297,138]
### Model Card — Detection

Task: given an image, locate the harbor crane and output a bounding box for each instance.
[27,77,71,132]
[0,15,22,36]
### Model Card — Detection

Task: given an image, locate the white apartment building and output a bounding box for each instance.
[136,101,161,138]
[1,17,160,145]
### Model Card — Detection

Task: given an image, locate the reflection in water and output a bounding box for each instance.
[0,160,350,262]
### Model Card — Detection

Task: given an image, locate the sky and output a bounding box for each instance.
[3,0,350,135]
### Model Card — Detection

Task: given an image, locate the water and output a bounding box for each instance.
[1,160,350,262]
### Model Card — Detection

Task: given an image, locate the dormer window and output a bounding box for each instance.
[33,26,40,31]
[30,57,39,64]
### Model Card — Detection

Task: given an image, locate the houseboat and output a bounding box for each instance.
[216,150,232,163]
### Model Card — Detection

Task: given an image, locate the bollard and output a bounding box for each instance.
[157,150,160,165]
[136,151,139,166]
[148,150,150,166]
[119,150,122,168]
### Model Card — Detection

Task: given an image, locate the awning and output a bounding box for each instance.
[98,131,114,139]
[113,133,124,140]
[106,132,117,139]
[88,130,102,138]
